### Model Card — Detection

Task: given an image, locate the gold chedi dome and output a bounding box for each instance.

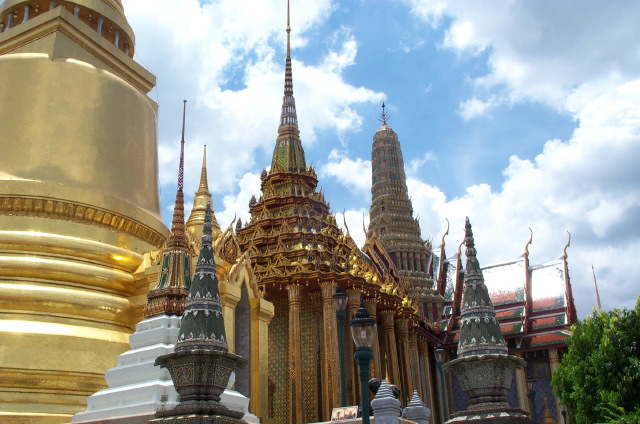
[0,1,166,423]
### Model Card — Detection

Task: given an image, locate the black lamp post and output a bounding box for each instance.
[350,302,375,424]
[434,345,448,422]
[334,284,349,407]
[527,375,537,422]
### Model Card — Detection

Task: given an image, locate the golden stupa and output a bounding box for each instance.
[0,1,168,422]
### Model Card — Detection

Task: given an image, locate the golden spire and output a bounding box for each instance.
[198,145,210,194]
[186,145,221,238]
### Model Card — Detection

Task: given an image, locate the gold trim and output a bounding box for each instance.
[0,195,166,248]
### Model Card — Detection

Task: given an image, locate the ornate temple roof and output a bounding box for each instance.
[143,101,191,318]
[176,202,228,352]
[436,227,576,352]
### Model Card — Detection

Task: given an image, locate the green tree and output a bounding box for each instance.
[552,296,640,424]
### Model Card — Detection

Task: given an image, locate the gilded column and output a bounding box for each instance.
[418,338,436,424]
[396,317,413,404]
[219,280,241,353]
[287,283,304,424]
[364,298,382,380]
[549,348,564,423]
[320,281,340,419]
[381,310,400,387]
[250,297,275,418]
[346,288,362,405]
[409,331,422,401]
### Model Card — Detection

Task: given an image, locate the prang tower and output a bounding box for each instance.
[0,1,166,422]
[367,105,443,322]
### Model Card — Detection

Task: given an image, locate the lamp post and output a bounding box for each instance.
[434,345,448,423]
[334,283,349,407]
[527,375,537,422]
[350,302,375,424]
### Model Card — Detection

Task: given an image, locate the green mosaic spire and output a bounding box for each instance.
[270,0,307,173]
[457,217,508,357]
[175,201,227,352]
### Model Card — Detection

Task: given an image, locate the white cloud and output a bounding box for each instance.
[403,0,640,113]
[215,172,262,230]
[335,209,369,249]
[407,152,437,175]
[319,150,371,196]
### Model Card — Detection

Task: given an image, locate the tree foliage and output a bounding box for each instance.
[552,297,640,424]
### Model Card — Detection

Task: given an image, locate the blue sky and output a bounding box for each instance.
[122,0,640,317]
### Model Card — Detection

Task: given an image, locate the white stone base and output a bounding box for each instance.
[72,315,258,423]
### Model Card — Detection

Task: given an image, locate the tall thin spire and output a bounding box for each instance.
[270,0,306,173]
[286,0,291,58]
[166,100,189,251]
[143,101,191,318]
[198,145,209,193]
[186,145,220,237]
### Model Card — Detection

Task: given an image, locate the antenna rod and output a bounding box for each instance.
[592,264,602,311]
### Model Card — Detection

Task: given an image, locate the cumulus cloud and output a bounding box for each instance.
[319,149,372,196]
[403,0,640,113]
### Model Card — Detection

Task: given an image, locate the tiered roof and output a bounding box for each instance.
[434,230,576,351]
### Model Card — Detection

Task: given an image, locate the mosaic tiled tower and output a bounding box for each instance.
[153,203,246,424]
[442,218,533,423]
[367,105,443,323]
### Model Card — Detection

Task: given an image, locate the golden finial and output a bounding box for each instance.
[441,218,450,248]
[342,210,350,235]
[525,227,533,256]
[198,144,209,193]
[563,230,571,258]
[457,239,464,257]
[286,0,291,58]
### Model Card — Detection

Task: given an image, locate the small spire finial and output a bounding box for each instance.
[178,100,187,190]
[379,101,389,125]
[198,144,209,192]
[286,0,291,58]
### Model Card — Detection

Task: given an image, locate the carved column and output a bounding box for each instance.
[363,298,382,380]
[320,281,340,419]
[250,297,274,418]
[418,338,437,424]
[409,331,422,401]
[549,348,564,423]
[219,281,241,353]
[286,283,304,424]
[345,288,361,405]
[381,310,400,387]
[396,317,413,404]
